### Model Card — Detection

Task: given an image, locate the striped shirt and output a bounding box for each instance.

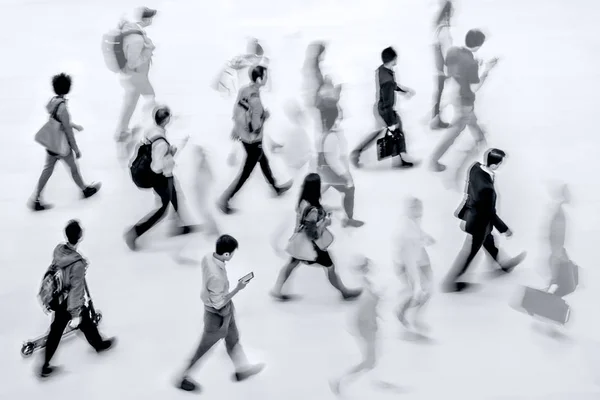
[200,254,230,311]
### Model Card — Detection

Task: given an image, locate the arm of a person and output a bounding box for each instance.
[380,81,397,126]
[66,261,86,319]
[207,276,240,310]
[438,26,453,58]
[478,188,509,233]
[303,207,321,240]
[125,34,151,71]
[248,95,263,133]
[56,103,79,153]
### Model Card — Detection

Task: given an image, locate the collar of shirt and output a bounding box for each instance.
[480,164,495,181]
[212,253,226,270]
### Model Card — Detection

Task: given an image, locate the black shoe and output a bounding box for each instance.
[500,251,527,272]
[124,228,138,251]
[29,199,53,212]
[442,281,472,293]
[342,289,362,300]
[171,225,197,237]
[82,183,101,199]
[39,364,61,378]
[393,157,416,169]
[218,200,236,215]
[342,218,365,228]
[275,181,293,196]
[96,337,116,353]
[233,363,265,382]
[269,290,299,302]
[177,376,201,392]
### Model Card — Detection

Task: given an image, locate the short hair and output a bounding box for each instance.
[485,148,506,167]
[381,47,397,64]
[465,29,486,48]
[52,73,72,96]
[65,219,83,245]
[154,106,171,126]
[216,234,239,255]
[250,65,267,83]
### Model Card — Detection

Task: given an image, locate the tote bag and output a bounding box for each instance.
[34,101,70,156]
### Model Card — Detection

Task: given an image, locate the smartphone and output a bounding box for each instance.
[239,272,254,283]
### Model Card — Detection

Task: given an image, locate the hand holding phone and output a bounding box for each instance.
[239,272,254,284]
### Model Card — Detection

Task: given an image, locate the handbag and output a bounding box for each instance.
[34,100,70,156]
[314,226,334,250]
[285,229,317,261]
[376,128,406,160]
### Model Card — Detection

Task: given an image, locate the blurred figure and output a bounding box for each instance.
[30,73,101,211]
[316,78,364,228]
[193,145,221,236]
[218,66,291,214]
[301,41,328,147]
[270,173,362,301]
[114,7,158,149]
[394,197,434,335]
[213,38,269,96]
[124,106,195,251]
[330,257,380,395]
[350,47,416,169]
[430,0,454,130]
[442,149,526,292]
[429,29,498,173]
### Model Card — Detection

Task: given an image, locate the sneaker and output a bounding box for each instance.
[233,363,265,382]
[342,218,365,228]
[500,251,527,272]
[269,290,299,302]
[171,225,198,237]
[342,289,362,300]
[29,199,53,212]
[430,116,450,130]
[82,183,101,199]
[217,200,236,215]
[177,376,201,392]
[429,162,446,172]
[275,181,293,196]
[96,337,116,353]
[39,364,61,378]
[442,281,472,293]
[124,228,138,251]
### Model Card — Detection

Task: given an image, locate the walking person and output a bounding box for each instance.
[394,197,435,336]
[430,0,454,130]
[270,173,362,301]
[350,47,416,169]
[442,149,526,293]
[213,38,268,96]
[124,106,195,251]
[315,78,364,228]
[177,234,265,392]
[429,29,498,173]
[218,66,291,214]
[39,220,115,378]
[29,73,101,211]
[114,7,158,148]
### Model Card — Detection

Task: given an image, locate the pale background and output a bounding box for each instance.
[1,0,599,399]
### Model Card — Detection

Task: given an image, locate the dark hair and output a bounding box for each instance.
[250,65,267,83]
[216,234,239,255]
[298,173,322,208]
[65,219,83,245]
[154,106,171,126]
[465,29,486,49]
[485,148,506,167]
[381,47,397,64]
[434,1,453,27]
[52,73,72,96]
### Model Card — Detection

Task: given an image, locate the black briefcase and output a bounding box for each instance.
[376,129,405,160]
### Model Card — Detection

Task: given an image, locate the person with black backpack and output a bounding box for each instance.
[125,106,195,251]
[38,220,115,378]
[218,66,291,214]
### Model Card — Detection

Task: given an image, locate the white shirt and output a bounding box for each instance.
[200,254,230,310]
[145,125,175,177]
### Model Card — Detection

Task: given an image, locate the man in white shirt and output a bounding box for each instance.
[177,235,264,392]
[115,7,158,144]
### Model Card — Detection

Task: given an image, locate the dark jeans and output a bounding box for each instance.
[445,230,500,283]
[134,175,180,237]
[185,305,246,373]
[224,141,277,201]
[44,303,104,366]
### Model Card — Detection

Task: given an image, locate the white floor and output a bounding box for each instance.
[1,0,600,399]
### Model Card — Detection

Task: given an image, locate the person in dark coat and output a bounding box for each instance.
[442,149,526,292]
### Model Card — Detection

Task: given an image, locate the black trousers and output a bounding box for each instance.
[44,303,104,366]
[225,141,277,201]
[135,175,180,236]
[445,230,500,283]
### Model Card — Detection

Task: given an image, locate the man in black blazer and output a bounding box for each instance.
[442,149,526,292]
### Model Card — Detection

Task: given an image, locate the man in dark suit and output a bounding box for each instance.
[442,149,526,292]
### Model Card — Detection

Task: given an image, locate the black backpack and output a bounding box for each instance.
[130,137,169,188]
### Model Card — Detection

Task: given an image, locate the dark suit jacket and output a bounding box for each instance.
[456,162,509,236]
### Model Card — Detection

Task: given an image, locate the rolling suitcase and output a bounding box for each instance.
[516,286,571,325]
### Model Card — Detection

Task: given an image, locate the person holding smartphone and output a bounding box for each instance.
[177,235,264,392]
